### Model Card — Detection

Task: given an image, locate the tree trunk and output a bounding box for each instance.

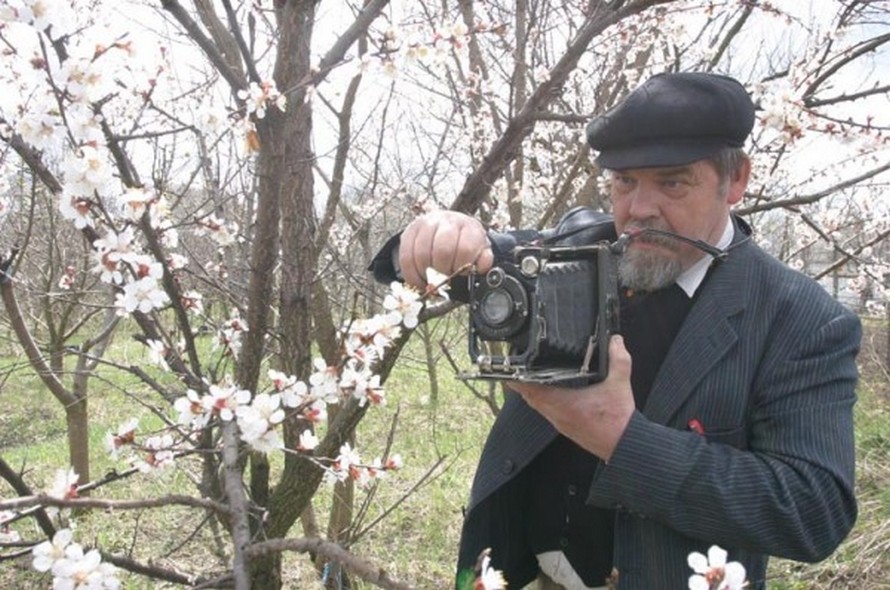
[419,322,440,407]
[249,1,318,587]
[65,395,90,487]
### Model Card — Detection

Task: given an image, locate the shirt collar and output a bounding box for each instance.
[675,216,734,298]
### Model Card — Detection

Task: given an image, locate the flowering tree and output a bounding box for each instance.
[0,0,888,589]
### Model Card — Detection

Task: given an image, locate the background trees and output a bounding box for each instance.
[1,0,887,588]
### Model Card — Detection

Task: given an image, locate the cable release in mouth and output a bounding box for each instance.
[611,228,728,261]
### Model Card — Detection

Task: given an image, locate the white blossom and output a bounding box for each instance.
[688,545,747,590]
[173,389,207,428]
[32,528,75,573]
[237,81,287,119]
[383,282,422,329]
[309,357,341,403]
[145,339,169,369]
[114,276,170,315]
[93,227,136,285]
[47,468,79,501]
[203,382,252,421]
[133,434,175,472]
[297,429,319,451]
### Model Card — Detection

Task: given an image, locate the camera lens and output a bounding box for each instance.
[470,267,528,341]
[480,290,513,326]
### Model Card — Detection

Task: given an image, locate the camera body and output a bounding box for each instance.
[465,230,620,385]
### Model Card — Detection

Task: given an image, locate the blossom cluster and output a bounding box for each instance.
[468,544,747,590]
[105,420,177,473]
[32,529,121,590]
[93,278,436,491]
[323,442,404,489]
[357,18,504,81]
[755,83,806,144]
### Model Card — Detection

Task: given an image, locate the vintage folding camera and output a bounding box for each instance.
[464,239,620,385]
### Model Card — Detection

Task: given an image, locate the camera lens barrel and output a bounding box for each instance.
[470,267,529,341]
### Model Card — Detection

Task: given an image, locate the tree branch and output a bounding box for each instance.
[707,2,754,70]
[0,493,233,516]
[219,0,261,83]
[101,552,203,586]
[804,83,890,108]
[813,228,890,281]
[220,421,251,590]
[160,0,246,93]
[0,252,78,408]
[735,160,890,215]
[449,0,674,214]
[0,119,64,194]
[803,31,890,100]
[312,0,390,86]
[0,456,56,538]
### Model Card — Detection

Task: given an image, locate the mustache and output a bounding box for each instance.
[623,223,681,250]
[616,224,730,261]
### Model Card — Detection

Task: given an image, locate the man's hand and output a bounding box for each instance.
[398,211,494,289]
[509,335,635,462]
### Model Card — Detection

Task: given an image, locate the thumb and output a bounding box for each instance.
[607,334,632,383]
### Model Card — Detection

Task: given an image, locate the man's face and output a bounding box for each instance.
[609,159,747,291]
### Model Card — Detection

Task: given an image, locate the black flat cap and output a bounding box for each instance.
[586,72,755,169]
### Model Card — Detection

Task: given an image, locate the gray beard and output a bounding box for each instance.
[618,246,684,292]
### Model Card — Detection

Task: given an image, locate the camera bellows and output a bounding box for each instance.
[537,260,597,358]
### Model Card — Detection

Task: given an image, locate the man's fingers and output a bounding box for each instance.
[507,381,545,410]
[398,211,492,288]
[431,221,460,277]
[474,245,494,274]
[398,222,424,288]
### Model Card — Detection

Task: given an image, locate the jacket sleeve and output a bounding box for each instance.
[586,295,860,562]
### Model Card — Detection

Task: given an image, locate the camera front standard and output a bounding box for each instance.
[464,242,620,385]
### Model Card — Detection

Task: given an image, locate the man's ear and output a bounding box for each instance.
[726,157,751,206]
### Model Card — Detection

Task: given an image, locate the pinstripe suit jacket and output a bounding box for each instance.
[455,220,860,589]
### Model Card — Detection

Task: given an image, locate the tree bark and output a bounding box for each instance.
[250,1,318,587]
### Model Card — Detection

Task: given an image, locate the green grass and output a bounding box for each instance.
[1,319,888,589]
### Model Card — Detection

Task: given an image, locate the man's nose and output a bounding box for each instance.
[626,184,660,219]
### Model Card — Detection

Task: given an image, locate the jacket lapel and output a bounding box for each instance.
[642,234,754,425]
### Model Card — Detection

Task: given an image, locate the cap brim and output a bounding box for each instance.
[594,140,726,170]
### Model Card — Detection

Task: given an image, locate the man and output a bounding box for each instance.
[371,73,860,589]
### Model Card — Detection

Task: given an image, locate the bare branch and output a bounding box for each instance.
[218,0,261,82]
[813,228,890,281]
[0,493,232,515]
[0,456,56,538]
[449,0,674,214]
[0,252,78,408]
[194,0,250,81]
[101,552,203,586]
[312,0,390,86]
[220,421,251,590]
[707,3,754,70]
[160,0,246,94]
[735,160,890,215]
[805,83,890,109]
[803,31,890,99]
